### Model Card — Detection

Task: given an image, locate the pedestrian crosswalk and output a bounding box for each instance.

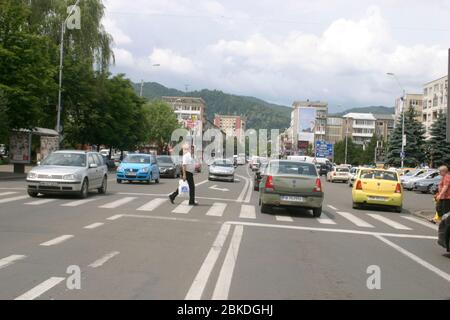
[0,192,439,232]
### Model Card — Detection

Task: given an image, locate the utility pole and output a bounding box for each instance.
[140,80,144,97]
[344,119,349,165]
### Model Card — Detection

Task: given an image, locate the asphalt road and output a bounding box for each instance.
[0,165,449,300]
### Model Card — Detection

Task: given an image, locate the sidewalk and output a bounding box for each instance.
[0,165,32,181]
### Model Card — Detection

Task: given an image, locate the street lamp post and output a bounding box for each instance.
[56,0,81,146]
[387,73,406,168]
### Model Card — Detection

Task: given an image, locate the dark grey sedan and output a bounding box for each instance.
[157,155,181,179]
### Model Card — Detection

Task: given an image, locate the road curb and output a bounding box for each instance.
[0,175,27,181]
[412,210,434,220]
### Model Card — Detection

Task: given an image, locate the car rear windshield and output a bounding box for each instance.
[124,155,150,164]
[213,160,233,167]
[336,168,349,172]
[360,170,398,181]
[157,156,174,164]
[41,153,86,167]
[268,162,317,176]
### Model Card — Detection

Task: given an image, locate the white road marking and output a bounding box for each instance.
[99,197,136,209]
[0,255,26,270]
[25,199,57,206]
[275,215,294,222]
[40,235,74,247]
[401,216,439,231]
[226,221,437,240]
[327,205,338,211]
[206,203,227,217]
[15,277,65,300]
[239,205,256,219]
[185,224,231,300]
[376,235,450,284]
[89,251,120,268]
[244,181,253,203]
[236,175,250,203]
[106,214,123,221]
[0,196,28,204]
[209,185,229,192]
[316,216,337,225]
[61,198,98,207]
[84,222,104,230]
[212,225,244,300]
[195,180,209,187]
[368,214,412,230]
[137,198,167,212]
[172,200,193,214]
[0,192,18,197]
[336,212,374,228]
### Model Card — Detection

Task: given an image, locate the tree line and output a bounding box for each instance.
[0,0,179,154]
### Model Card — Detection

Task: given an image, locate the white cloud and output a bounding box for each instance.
[113,48,135,67]
[146,48,196,75]
[102,17,132,46]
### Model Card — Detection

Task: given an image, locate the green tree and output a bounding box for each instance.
[143,100,180,154]
[427,111,450,168]
[386,106,426,167]
[0,0,57,131]
[333,139,363,165]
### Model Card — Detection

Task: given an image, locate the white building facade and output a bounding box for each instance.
[343,113,376,145]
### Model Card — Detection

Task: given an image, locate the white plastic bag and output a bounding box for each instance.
[178,180,190,197]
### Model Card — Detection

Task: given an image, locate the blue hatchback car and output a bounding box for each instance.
[116,154,160,184]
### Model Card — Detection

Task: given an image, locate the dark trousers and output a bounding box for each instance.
[436,199,450,218]
[171,171,195,204]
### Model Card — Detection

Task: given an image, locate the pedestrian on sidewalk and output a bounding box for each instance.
[169,143,197,206]
[431,165,450,224]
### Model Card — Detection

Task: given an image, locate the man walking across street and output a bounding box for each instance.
[432,165,450,224]
[169,143,197,206]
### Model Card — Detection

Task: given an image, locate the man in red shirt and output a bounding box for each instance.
[432,165,450,224]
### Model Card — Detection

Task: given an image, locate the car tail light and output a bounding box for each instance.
[314,178,322,192]
[395,183,402,194]
[265,175,274,191]
[356,180,363,190]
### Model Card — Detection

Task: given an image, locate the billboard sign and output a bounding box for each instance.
[40,136,60,161]
[315,140,334,159]
[9,131,32,164]
[298,107,316,144]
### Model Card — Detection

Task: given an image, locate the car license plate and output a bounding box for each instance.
[281,196,305,202]
[127,172,136,176]
[40,182,58,186]
[368,196,387,201]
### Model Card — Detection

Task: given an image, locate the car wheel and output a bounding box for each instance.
[27,190,38,198]
[395,206,403,213]
[116,179,122,184]
[98,176,107,194]
[155,178,160,184]
[79,179,89,199]
[261,204,272,214]
[352,202,360,210]
[312,207,322,218]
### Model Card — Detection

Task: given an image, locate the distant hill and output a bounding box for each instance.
[134,82,292,130]
[332,106,394,117]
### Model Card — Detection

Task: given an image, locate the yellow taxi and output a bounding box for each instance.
[352,169,403,212]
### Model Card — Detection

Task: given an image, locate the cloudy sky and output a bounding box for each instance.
[102,0,450,112]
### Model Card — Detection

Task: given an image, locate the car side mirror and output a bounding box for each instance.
[89,163,98,169]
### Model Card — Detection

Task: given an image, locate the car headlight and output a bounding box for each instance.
[141,167,149,173]
[63,174,81,181]
[27,172,37,179]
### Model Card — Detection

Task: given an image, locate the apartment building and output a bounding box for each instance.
[326,116,345,144]
[343,113,376,145]
[291,100,328,142]
[394,94,423,124]
[162,96,205,131]
[422,75,448,138]
[213,115,246,138]
[374,114,395,141]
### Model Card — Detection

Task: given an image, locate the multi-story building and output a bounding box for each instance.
[291,100,328,144]
[213,115,246,138]
[162,97,205,131]
[326,116,344,144]
[343,113,376,145]
[374,114,395,141]
[394,94,423,124]
[422,75,448,138]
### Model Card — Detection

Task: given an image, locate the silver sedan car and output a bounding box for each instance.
[26,150,108,198]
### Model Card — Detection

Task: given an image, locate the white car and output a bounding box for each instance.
[348,167,360,187]
[402,169,438,191]
[26,150,108,198]
[400,168,429,186]
[209,159,235,182]
[237,154,246,165]
[327,166,351,183]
